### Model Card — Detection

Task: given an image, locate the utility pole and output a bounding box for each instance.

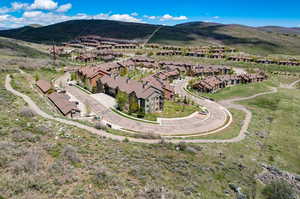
[52,41,56,66]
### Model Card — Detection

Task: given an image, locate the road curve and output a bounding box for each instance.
[6,74,297,144]
[56,73,231,136]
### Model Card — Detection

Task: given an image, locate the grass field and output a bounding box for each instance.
[145,100,200,121]
[127,68,154,81]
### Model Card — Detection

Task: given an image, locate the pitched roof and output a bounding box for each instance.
[99,76,162,99]
[142,76,174,93]
[36,80,52,93]
[48,92,79,115]
[78,66,110,79]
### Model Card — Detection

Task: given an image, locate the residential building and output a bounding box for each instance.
[96,76,164,113]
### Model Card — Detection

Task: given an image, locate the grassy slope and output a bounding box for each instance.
[173,22,300,55]
[0,37,47,58]
[1,20,300,55]
[1,71,300,198]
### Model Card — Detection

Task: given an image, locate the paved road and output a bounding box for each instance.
[6,74,298,143]
[66,84,229,136]
[58,71,231,136]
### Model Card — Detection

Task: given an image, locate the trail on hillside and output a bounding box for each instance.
[143,26,163,46]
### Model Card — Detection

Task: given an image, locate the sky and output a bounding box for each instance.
[0,0,299,28]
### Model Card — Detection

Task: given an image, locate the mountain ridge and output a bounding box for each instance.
[1,19,300,55]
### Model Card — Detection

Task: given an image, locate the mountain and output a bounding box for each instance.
[28,24,43,28]
[1,19,300,55]
[258,26,300,35]
[0,27,8,30]
[173,22,300,55]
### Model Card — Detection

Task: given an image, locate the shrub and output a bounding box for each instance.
[136,184,177,199]
[34,72,40,81]
[95,121,106,130]
[137,109,145,118]
[20,107,35,118]
[92,167,116,188]
[262,180,296,199]
[134,133,161,140]
[176,142,187,151]
[10,149,41,174]
[62,145,81,164]
[12,130,40,143]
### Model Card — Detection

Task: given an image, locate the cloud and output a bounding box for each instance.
[23,11,43,18]
[160,14,188,21]
[11,2,30,11]
[0,15,10,21]
[144,15,156,20]
[0,8,10,14]
[109,14,141,22]
[131,12,138,16]
[0,2,29,13]
[56,3,72,12]
[212,16,220,19]
[30,0,58,10]
[0,11,143,28]
[0,0,60,13]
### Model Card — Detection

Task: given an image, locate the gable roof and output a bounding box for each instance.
[99,75,163,99]
[48,92,79,116]
[36,80,52,93]
[79,66,110,79]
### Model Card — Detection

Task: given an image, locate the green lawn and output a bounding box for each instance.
[188,75,299,101]
[144,100,200,121]
[127,69,154,81]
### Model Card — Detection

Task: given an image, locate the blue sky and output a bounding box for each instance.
[0,0,299,28]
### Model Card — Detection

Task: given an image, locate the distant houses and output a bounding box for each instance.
[56,37,300,67]
[192,73,267,93]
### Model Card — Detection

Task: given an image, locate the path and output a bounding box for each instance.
[6,74,298,144]
[281,79,300,89]
[143,26,163,46]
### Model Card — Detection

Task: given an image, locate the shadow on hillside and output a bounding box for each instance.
[154,24,279,49]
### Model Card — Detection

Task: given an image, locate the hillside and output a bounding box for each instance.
[174,22,300,55]
[259,26,300,35]
[1,19,300,55]
[0,37,48,58]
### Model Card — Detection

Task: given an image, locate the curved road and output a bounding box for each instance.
[6,74,298,144]
[57,73,231,136]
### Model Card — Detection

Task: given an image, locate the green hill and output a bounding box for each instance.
[0,37,47,58]
[1,19,300,55]
[259,26,300,35]
[173,22,300,55]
